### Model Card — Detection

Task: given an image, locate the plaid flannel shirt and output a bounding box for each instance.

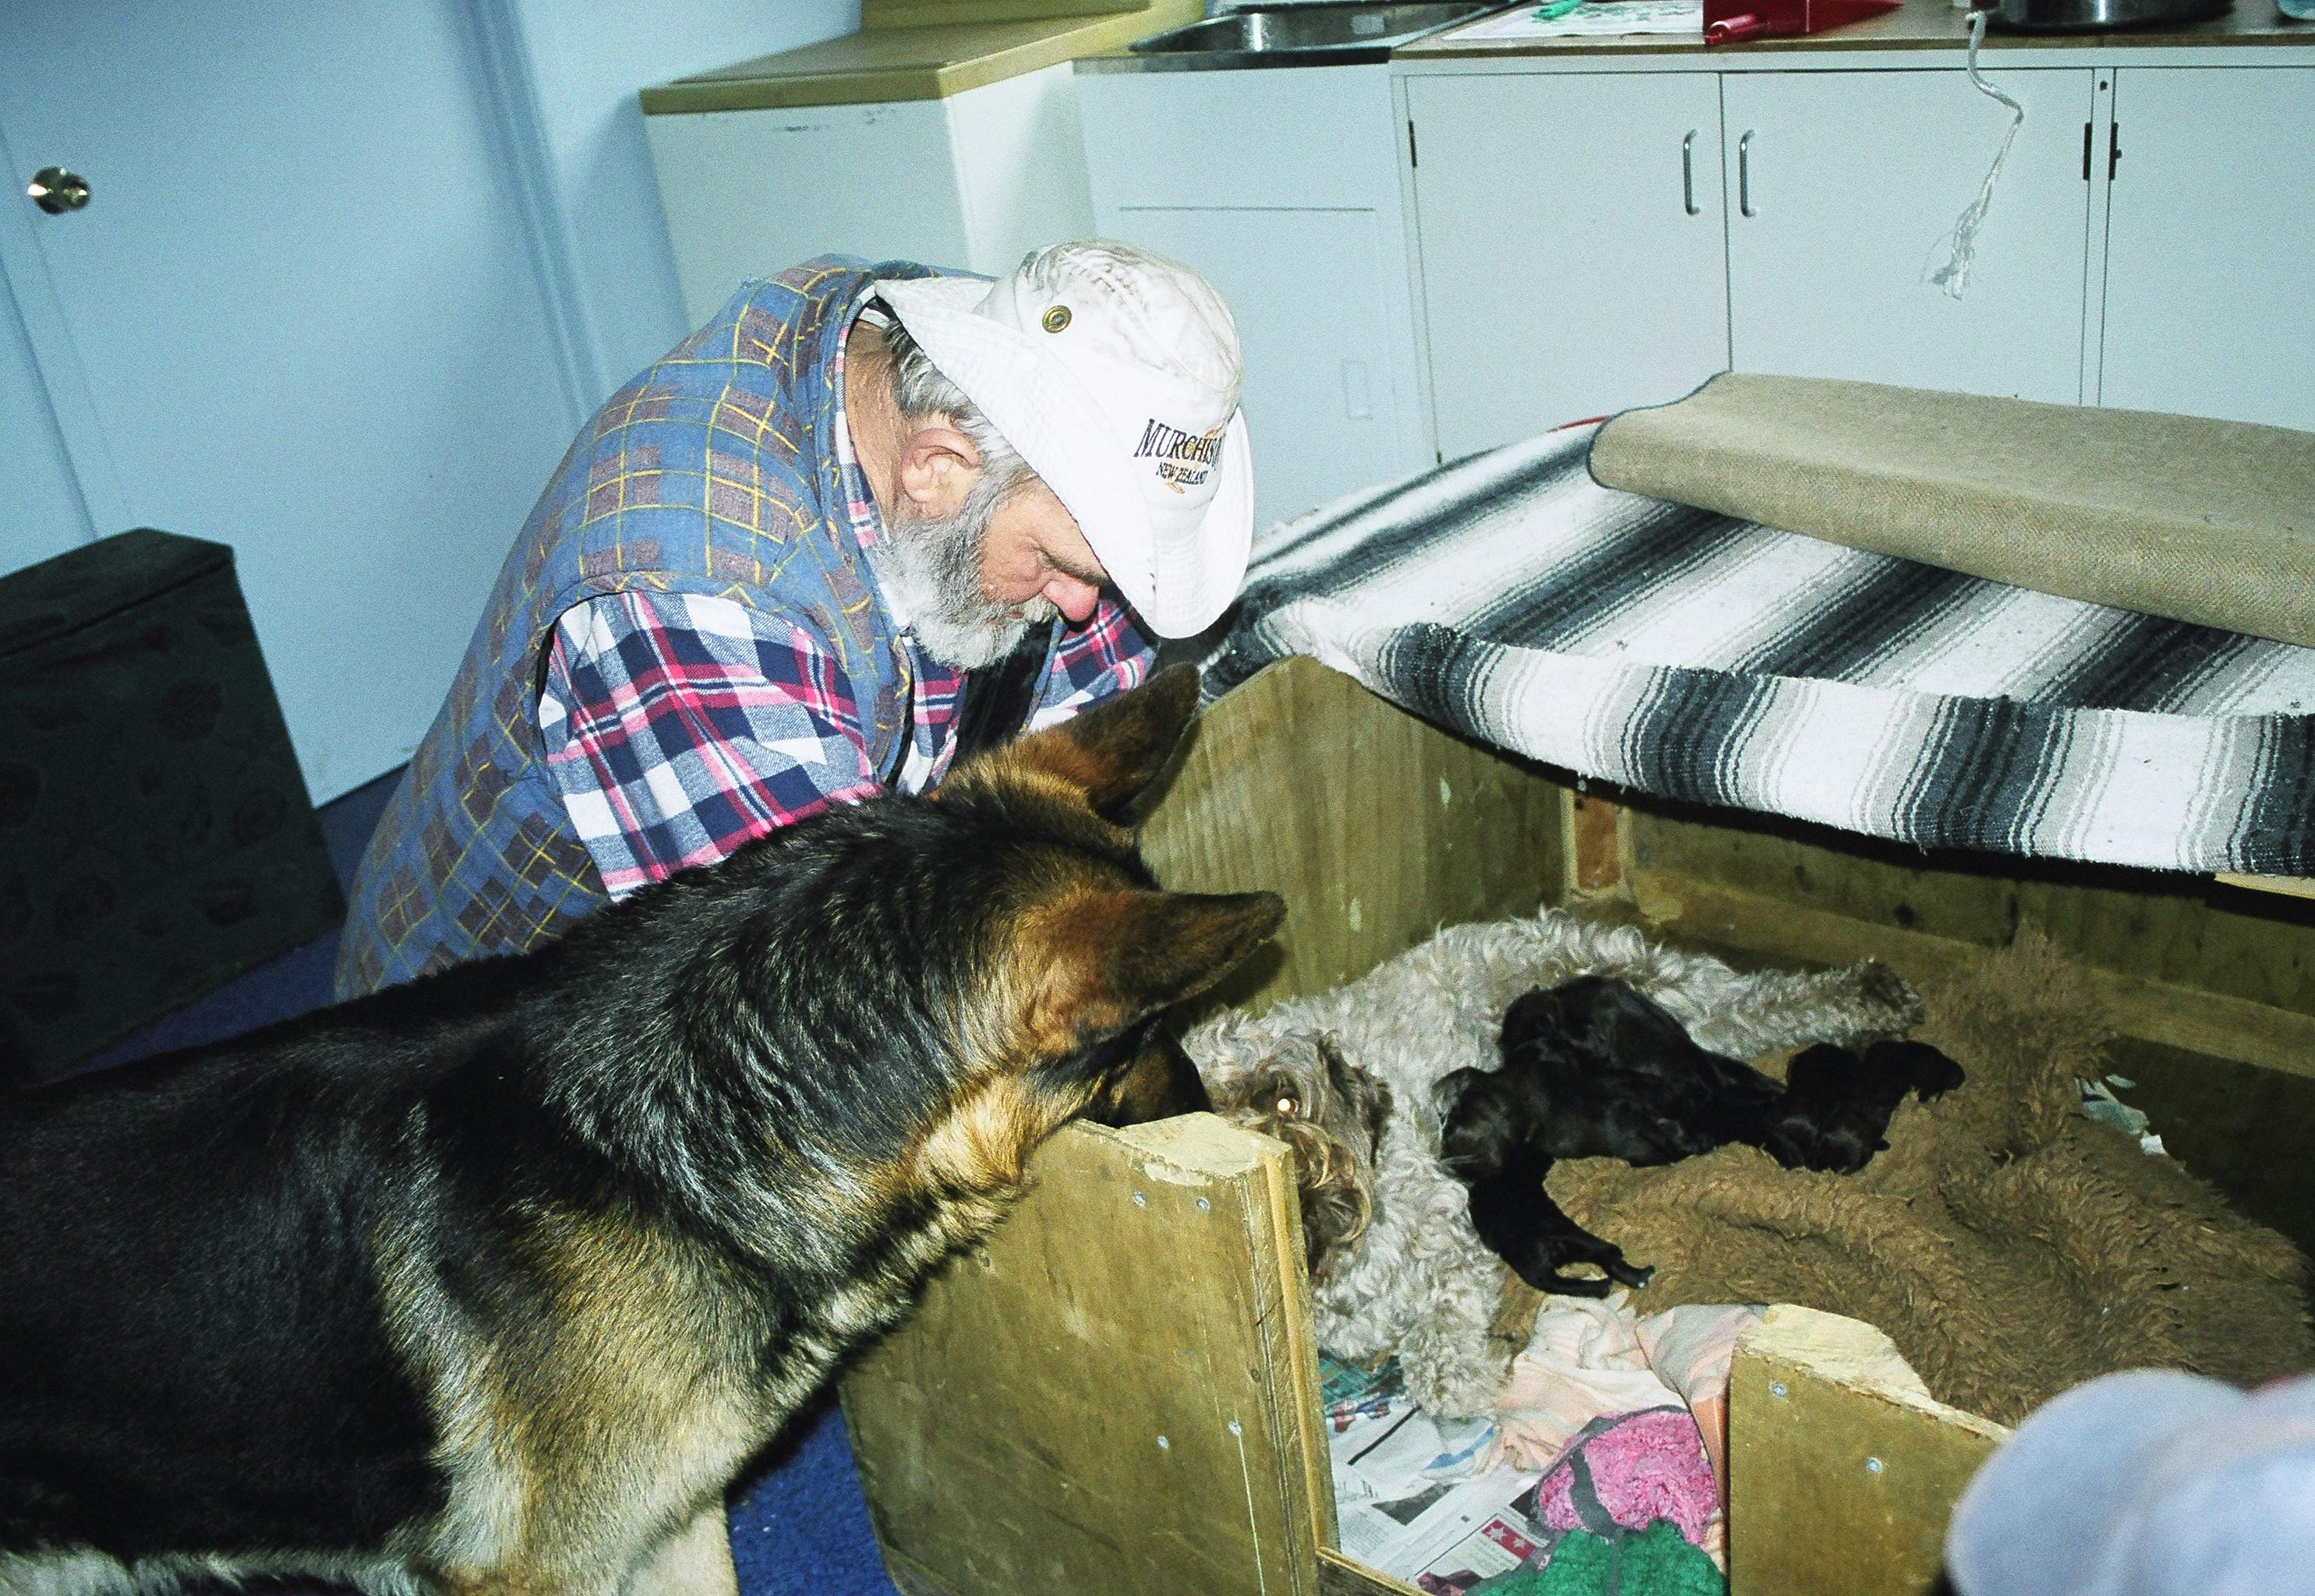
[535,306,1153,899]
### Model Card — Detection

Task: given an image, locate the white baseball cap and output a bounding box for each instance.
[875,241,1253,639]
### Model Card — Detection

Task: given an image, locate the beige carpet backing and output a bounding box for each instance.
[1588,373,2315,650]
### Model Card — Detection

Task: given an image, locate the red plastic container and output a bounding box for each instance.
[1702,0,1900,42]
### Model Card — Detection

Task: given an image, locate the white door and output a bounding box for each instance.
[1723,69,2094,404]
[1408,72,1731,461]
[1108,206,1405,530]
[0,3,587,800]
[2099,66,2315,433]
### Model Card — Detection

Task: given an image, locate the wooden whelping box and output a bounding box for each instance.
[836,648,2315,1592]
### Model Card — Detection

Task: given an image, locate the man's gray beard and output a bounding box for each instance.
[874,500,1057,671]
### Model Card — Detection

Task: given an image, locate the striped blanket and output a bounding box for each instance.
[1203,425,2315,876]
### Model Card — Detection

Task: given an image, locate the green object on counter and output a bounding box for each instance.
[1533,0,1587,16]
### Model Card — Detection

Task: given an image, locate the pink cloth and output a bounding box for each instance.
[1531,1407,1722,1549]
[1478,1297,1764,1566]
[1486,1297,1760,1474]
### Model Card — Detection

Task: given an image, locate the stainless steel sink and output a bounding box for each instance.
[1122,2,1507,68]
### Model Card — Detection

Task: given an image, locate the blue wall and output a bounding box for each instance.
[0,268,88,572]
[510,0,862,398]
[0,2,860,796]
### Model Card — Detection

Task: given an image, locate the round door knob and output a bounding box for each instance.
[28,167,90,214]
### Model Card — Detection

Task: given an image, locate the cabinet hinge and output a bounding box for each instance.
[1408,119,1419,168]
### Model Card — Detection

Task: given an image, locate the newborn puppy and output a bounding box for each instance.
[1443,980,1957,1295]
[1437,1061,1656,1297]
[1503,976,1787,1160]
[1764,1038,1967,1174]
[1868,1037,1967,1100]
[1435,978,1794,1297]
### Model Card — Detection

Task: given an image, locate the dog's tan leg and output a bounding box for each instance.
[626,1506,738,1596]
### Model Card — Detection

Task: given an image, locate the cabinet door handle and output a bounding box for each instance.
[1737,129,1756,217]
[1682,129,1700,216]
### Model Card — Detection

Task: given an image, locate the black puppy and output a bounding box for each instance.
[1500,977,1789,1162]
[1440,979,1963,1296]
[1763,1038,1967,1174]
[1437,977,1780,1297]
[1437,1061,1659,1298]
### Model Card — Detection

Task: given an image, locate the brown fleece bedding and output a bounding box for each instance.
[1510,930,2315,1426]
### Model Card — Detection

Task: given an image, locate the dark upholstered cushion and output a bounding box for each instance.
[2,529,344,1076]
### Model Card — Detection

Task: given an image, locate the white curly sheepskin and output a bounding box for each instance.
[1185,909,1921,1418]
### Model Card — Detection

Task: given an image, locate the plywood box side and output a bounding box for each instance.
[1623,791,2315,1035]
[1143,659,1571,1017]
[843,1118,1334,1596]
[1728,1307,2008,1596]
[1319,1546,1423,1596]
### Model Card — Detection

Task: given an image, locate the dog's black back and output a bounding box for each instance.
[1762,1037,1967,1174]
[0,666,1281,1591]
[0,969,536,1552]
[1497,977,1783,1162]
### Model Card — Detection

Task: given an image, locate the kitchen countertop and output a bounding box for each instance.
[638,1,1203,115]
[1397,0,2313,56]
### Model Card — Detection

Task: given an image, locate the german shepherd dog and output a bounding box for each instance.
[0,666,1281,1596]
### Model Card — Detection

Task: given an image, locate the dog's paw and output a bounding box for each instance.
[1398,1310,1519,1420]
[1850,959,1927,1030]
[1405,1351,1515,1421]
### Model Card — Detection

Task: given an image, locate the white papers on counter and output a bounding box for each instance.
[1445,0,1705,37]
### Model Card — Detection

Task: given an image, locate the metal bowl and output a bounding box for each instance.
[1994,0,2228,28]
[1126,2,1507,68]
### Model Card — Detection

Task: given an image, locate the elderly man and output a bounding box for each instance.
[335,241,1250,998]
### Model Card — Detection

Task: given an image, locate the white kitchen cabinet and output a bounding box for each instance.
[1108,206,1408,533]
[2098,65,2315,432]
[1406,71,1734,459]
[1722,69,2096,404]
[1078,62,1433,527]
[1402,44,2313,453]
[645,64,1096,326]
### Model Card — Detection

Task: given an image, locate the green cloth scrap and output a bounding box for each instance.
[1468,1520,1724,1596]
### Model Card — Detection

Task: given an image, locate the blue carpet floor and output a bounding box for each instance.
[78,771,903,1596]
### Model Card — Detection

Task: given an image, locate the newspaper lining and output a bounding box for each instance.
[1323,1360,1549,1587]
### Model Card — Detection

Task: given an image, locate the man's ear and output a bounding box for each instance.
[1022,887,1286,1052]
[981,664,1203,825]
[896,421,981,517]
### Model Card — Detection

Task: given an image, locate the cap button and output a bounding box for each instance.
[1041,305,1072,334]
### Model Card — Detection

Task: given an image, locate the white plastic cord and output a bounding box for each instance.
[1923,9,2026,301]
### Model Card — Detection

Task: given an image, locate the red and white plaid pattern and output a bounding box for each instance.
[537,301,1153,899]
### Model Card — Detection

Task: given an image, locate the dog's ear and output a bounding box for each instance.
[956,664,1201,825]
[1319,1036,1395,1157]
[1023,888,1284,1049]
